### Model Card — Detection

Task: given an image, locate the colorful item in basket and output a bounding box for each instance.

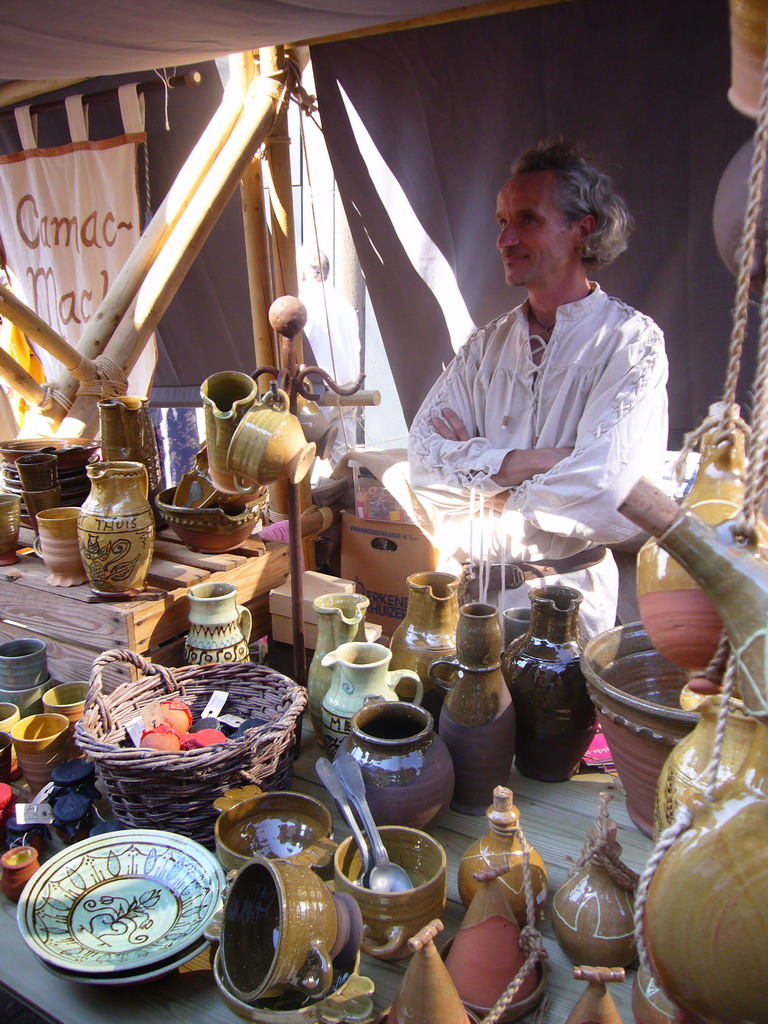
[159,698,193,735]
[140,725,181,751]
[181,728,228,749]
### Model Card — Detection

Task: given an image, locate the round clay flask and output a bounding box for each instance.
[337,700,454,830]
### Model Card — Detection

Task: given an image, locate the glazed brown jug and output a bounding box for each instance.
[502,585,595,781]
[99,394,165,527]
[432,603,516,815]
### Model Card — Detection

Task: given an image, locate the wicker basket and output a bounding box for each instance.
[75,649,307,847]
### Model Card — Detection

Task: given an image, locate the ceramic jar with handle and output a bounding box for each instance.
[77,461,155,598]
[320,642,422,758]
[183,580,252,665]
[227,387,316,494]
[200,370,259,494]
[99,394,165,526]
[307,593,370,744]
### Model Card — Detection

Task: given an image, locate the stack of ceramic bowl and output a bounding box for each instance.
[16,828,225,985]
[0,638,52,717]
[0,438,100,523]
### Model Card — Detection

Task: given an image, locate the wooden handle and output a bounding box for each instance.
[573,966,626,985]
[408,919,443,952]
[617,477,681,538]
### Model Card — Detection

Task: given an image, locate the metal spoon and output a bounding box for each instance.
[315,756,371,883]
[334,753,413,893]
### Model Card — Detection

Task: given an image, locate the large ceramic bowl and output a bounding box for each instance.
[581,622,697,837]
[17,828,225,973]
[155,486,264,553]
[0,437,100,471]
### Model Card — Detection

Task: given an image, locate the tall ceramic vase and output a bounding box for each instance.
[502,585,594,782]
[636,413,765,671]
[99,395,165,527]
[434,603,516,815]
[389,571,460,724]
[307,593,370,744]
[77,461,155,598]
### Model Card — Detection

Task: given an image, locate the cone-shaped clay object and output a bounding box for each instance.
[445,862,540,1012]
[458,786,547,921]
[386,920,471,1024]
[564,966,625,1024]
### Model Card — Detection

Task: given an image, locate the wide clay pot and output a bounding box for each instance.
[307,593,370,745]
[654,693,756,837]
[154,486,264,554]
[502,585,595,782]
[580,622,696,837]
[457,786,547,922]
[434,603,516,815]
[389,571,460,724]
[636,415,766,671]
[77,460,155,598]
[643,722,768,1023]
[337,700,454,830]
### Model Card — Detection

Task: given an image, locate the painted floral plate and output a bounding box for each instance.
[38,933,211,985]
[17,828,225,973]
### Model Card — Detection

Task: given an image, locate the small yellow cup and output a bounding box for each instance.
[43,682,88,758]
[11,712,70,795]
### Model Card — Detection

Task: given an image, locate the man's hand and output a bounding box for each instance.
[431,407,470,441]
[492,447,573,487]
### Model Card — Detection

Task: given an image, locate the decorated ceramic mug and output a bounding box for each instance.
[227,388,316,494]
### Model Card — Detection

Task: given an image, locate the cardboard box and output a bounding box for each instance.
[269,571,357,648]
[353,466,413,523]
[271,615,381,649]
[340,512,438,633]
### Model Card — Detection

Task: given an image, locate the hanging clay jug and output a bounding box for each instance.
[564,966,625,1024]
[183,580,252,665]
[77,461,155,598]
[433,602,516,815]
[550,814,636,968]
[654,693,756,837]
[636,411,767,671]
[443,863,545,1022]
[200,370,258,494]
[383,920,475,1024]
[502,585,594,782]
[227,387,316,494]
[457,786,547,922]
[337,700,454,830]
[631,964,678,1024]
[320,642,422,758]
[307,593,370,744]
[389,571,461,724]
[98,394,165,527]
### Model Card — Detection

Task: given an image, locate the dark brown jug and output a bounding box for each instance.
[502,585,595,782]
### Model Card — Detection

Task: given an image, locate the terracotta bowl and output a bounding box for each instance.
[155,486,264,553]
[0,438,100,471]
[580,622,697,837]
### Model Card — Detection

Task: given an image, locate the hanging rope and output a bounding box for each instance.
[571,791,639,891]
[38,353,129,412]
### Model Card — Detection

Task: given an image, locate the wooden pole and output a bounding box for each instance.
[0,348,46,408]
[60,55,306,436]
[0,283,82,371]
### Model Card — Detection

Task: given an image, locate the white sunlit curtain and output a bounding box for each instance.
[0,84,157,411]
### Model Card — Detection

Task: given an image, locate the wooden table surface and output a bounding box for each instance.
[0,721,652,1024]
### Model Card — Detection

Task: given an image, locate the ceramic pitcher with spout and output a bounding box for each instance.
[183,580,252,665]
[200,370,259,494]
[98,394,165,526]
[307,593,370,744]
[320,642,422,758]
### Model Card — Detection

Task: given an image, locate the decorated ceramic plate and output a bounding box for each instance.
[17,829,225,973]
[38,934,211,985]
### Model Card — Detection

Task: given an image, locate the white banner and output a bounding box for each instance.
[0,89,156,399]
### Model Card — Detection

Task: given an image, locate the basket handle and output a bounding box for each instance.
[87,649,178,733]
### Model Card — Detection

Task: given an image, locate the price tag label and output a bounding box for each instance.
[126,715,145,747]
[219,714,245,729]
[16,802,53,825]
[202,690,229,719]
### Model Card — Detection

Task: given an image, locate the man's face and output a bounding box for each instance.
[495,170,593,291]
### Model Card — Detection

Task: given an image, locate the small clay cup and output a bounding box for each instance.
[0,638,48,690]
[220,854,343,1004]
[33,507,87,587]
[23,485,63,532]
[0,494,21,565]
[42,681,88,759]
[333,826,447,961]
[10,712,70,796]
[15,453,59,491]
[227,388,316,494]
[214,786,336,875]
[0,731,13,783]
[0,704,20,778]
[0,845,40,902]
[0,680,49,716]
[502,607,532,646]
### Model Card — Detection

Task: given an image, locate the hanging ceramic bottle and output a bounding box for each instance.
[98,395,165,527]
[307,593,370,745]
[433,603,516,815]
[636,407,767,671]
[502,585,595,782]
[77,461,155,598]
[389,571,460,724]
[564,966,625,1024]
[384,920,475,1024]
[320,642,422,758]
[550,805,637,968]
[654,694,755,837]
[444,863,545,1021]
[457,786,547,922]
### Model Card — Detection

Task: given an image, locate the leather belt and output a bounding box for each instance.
[465,545,608,600]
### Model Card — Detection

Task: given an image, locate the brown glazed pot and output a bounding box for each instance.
[580,622,696,837]
[336,700,454,831]
[631,964,678,1024]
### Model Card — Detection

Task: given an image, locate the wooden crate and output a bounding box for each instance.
[0,526,290,690]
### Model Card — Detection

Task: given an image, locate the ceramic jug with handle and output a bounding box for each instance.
[307,593,370,744]
[183,580,252,665]
[320,641,422,758]
[200,370,259,494]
